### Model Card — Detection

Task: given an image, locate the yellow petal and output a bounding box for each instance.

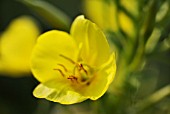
[79,53,116,100]
[83,0,118,31]
[84,0,138,38]
[33,77,88,105]
[0,16,40,75]
[71,15,110,66]
[31,30,78,82]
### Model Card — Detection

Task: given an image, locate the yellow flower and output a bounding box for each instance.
[83,0,138,38]
[83,0,118,32]
[0,16,40,76]
[31,15,116,104]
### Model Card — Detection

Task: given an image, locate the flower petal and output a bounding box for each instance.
[70,15,110,67]
[0,16,40,75]
[33,77,88,104]
[79,53,116,100]
[31,30,78,82]
[84,0,118,31]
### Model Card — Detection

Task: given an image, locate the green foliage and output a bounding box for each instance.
[19,0,71,31]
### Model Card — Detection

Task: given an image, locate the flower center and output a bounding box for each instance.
[53,54,93,85]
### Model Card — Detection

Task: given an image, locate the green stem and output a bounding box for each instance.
[136,84,170,112]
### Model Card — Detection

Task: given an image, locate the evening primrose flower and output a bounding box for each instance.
[31,15,116,104]
[83,0,138,38]
[0,16,40,76]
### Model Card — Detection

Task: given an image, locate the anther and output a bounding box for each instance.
[67,76,78,83]
[86,82,90,86]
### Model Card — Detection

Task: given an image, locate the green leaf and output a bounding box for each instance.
[140,0,161,44]
[19,0,71,31]
[136,84,170,112]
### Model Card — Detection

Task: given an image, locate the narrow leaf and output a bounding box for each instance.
[20,0,71,31]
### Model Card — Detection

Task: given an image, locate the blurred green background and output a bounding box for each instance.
[0,0,170,114]
[0,0,82,31]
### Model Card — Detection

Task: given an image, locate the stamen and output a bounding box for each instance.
[57,64,68,72]
[86,82,90,86]
[67,75,78,83]
[56,54,93,85]
[53,68,65,77]
[81,78,87,82]
[79,64,88,75]
[59,54,76,64]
